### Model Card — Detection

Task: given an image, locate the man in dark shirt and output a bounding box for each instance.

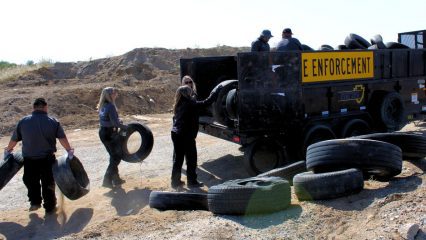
[276,28,303,51]
[251,29,273,52]
[4,98,73,214]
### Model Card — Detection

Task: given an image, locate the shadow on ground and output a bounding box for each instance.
[222,204,302,229]
[0,208,93,240]
[104,186,151,216]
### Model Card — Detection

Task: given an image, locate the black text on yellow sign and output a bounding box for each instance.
[301,51,374,83]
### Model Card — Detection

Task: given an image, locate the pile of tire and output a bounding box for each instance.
[344,33,410,50]
[149,176,292,216]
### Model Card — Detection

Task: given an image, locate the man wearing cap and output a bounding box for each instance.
[4,98,74,215]
[251,29,273,52]
[276,28,303,51]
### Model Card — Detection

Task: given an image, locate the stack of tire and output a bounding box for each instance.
[344,33,410,50]
[293,132,426,201]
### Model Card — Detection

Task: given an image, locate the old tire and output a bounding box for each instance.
[208,176,291,215]
[302,124,336,158]
[225,88,237,121]
[385,42,410,49]
[341,119,371,138]
[149,191,208,211]
[345,33,371,49]
[293,168,364,201]
[244,138,287,176]
[212,80,238,126]
[119,122,154,163]
[319,44,334,51]
[351,132,426,160]
[52,155,90,200]
[379,92,405,131]
[370,34,387,49]
[306,139,402,180]
[257,160,306,185]
[0,152,23,191]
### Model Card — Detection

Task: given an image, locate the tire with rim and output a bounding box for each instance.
[212,80,238,126]
[341,119,371,138]
[52,155,90,200]
[351,132,426,160]
[306,139,402,180]
[0,152,23,191]
[208,176,291,215]
[149,191,208,211]
[293,168,364,201]
[302,124,336,158]
[244,138,287,176]
[257,160,306,185]
[379,92,405,131]
[119,122,154,163]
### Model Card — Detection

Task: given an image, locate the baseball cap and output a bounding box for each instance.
[261,29,273,38]
[283,28,293,34]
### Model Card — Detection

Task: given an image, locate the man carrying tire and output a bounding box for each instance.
[4,98,74,215]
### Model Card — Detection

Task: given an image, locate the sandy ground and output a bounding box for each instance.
[0,114,425,240]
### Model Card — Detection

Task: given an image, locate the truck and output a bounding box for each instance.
[179,32,426,176]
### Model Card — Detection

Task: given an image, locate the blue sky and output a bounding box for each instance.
[1,0,424,64]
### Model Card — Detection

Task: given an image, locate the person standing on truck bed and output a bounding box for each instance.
[4,98,74,215]
[276,28,303,51]
[170,78,222,189]
[251,29,273,52]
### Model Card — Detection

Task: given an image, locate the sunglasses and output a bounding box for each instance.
[184,81,193,84]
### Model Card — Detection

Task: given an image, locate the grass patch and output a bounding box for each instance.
[0,61,53,83]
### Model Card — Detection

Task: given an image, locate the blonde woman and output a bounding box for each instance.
[170,82,222,188]
[97,87,128,188]
[181,75,197,95]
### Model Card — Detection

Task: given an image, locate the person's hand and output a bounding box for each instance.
[3,148,11,159]
[67,148,74,159]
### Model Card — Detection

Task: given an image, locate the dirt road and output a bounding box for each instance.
[0,114,425,240]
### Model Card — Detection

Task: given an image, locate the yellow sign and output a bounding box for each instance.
[301,51,374,83]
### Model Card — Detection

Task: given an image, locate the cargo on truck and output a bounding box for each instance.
[180,39,426,176]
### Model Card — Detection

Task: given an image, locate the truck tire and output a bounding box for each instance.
[293,168,364,201]
[306,139,402,180]
[385,42,410,49]
[244,138,287,176]
[149,191,208,211]
[351,132,426,160]
[257,160,306,185]
[119,122,154,163]
[319,44,334,51]
[208,176,291,215]
[52,155,90,200]
[0,152,23,191]
[379,92,405,131]
[302,124,336,157]
[370,34,387,49]
[212,80,238,126]
[344,33,371,49]
[225,88,237,120]
[341,119,371,138]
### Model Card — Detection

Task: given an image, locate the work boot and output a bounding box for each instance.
[171,180,185,189]
[112,176,126,186]
[45,206,57,215]
[187,180,204,188]
[102,177,113,188]
[28,204,41,211]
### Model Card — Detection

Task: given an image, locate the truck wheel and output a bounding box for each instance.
[306,139,402,180]
[379,92,405,131]
[225,88,237,120]
[302,124,336,157]
[293,168,364,201]
[244,138,287,176]
[212,80,238,126]
[341,119,371,138]
[208,176,291,215]
[351,132,426,160]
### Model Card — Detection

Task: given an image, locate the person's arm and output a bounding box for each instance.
[4,140,18,154]
[190,85,223,107]
[59,137,74,159]
[108,105,128,129]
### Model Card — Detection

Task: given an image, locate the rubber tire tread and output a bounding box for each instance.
[0,152,23,191]
[120,122,154,163]
[293,168,364,201]
[212,80,238,126]
[52,155,90,200]
[149,191,208,211]
[208,176,291,215]
[257,161,306,185]
[351,132,426,160]
[306,139,402,180]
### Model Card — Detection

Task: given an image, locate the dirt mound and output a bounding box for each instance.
[0,46,248,137]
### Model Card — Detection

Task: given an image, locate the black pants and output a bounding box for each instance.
[171,131,198,184]
[23,155,56,211]
[99,127,122,181]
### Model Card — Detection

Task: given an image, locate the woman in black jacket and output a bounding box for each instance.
[171,77,221,188]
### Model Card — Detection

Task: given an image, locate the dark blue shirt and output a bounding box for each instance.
[11,110,66,158]
[251,38,270,52]
[276,37,303,51]
[99,102,126,128]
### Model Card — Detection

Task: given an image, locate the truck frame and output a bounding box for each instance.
[180,47,426,175]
